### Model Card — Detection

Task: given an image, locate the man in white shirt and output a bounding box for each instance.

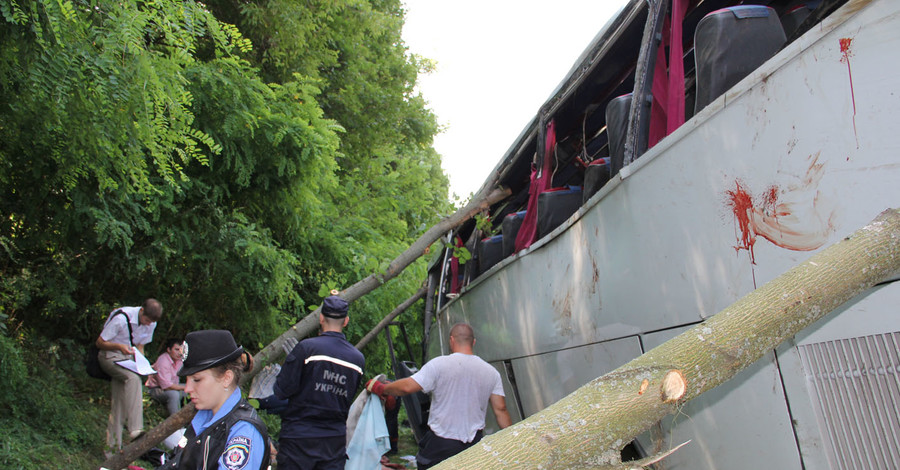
[95,298,162,452]
[367,323,511,469]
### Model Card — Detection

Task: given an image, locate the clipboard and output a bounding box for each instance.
[116,349,157,375]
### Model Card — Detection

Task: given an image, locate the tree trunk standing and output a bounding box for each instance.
[437,208,900,469]
[100,186,510,469]
[355,286,427,350]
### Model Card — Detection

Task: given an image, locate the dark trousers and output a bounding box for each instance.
[278,436,346,470]
[385,401,400,454]
[416,428,483,470]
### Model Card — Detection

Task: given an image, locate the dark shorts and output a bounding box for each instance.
[277,436,346,470]
[416,428,483,470]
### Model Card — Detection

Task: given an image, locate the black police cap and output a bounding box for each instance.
[178,330,244,377]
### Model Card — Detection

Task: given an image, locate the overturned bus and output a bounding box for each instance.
[414,0,900,468]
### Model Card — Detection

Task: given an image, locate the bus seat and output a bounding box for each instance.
[583,158,611,204]
[694,6,786,113]
[780,1,820,38]
[605,93,632,176]
[537,187,583,239]
[478,235,505,275]
[502,211,527,258]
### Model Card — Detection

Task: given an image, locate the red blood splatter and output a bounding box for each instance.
[725,180,757,265]
[840,37,859,148]
[839,37,853,56]
[724,154,834,286]
[763,185,779,211]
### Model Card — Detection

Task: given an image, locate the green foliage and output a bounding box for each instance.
[449,244,472,265]
[200,0,451,361]
[475,212,498,236]
[0,330,108,467]
[0,329,26,394]
[1,0,450,461]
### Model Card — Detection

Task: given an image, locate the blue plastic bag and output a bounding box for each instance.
[345,393,391,470]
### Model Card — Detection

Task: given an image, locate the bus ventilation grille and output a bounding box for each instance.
[798,332,900,469]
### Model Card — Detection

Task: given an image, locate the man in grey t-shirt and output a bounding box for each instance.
[367,323,511,469]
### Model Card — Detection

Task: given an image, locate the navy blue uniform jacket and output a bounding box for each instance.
[274,331,365,438]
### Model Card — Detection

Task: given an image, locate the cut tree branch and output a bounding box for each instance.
[436,208,900,469]
[355,286,427,350]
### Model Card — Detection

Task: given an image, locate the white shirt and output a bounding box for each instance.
[411,352,504,442]
[99,306,156,346]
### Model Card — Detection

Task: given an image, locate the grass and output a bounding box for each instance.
[0,333,422,469]
[385,409,421,467]
[0,334,111,468]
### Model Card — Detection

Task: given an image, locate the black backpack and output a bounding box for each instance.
[84,309,133,380]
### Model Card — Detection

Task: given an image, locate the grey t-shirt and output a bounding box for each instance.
[411,352,504,442]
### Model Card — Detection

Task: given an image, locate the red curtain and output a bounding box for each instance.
[514,120,557,252]
[449,236,463,293]
[648,0,689,148]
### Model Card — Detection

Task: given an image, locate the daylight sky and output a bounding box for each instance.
[401,0,628,200]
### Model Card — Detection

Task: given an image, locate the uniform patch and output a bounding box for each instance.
[222,435,252,470]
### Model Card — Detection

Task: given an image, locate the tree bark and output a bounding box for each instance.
[100,404,195,470]
[437,208,900,469]
[355,286,427,350]
[100,185,510,469]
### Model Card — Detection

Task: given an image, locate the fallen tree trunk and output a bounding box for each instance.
[438,208,900,469]
[100,185,510,470]
[355,286,427,350]
[245,185,510,384]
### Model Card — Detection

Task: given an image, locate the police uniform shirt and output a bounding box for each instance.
[274,331,365,439]
[189,388,266,470]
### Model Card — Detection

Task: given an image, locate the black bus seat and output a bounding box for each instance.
[478,234,504,275]
[537,186,583,239]
[583,158,612,204]
[605,93,632,177]
[694,6,786,113]
[502,211,527,258]
[780,1,821,38]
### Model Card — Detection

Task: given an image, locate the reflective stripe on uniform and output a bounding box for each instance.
[304,355,363,374]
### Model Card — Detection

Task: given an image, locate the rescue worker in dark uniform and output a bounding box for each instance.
[159,330,270,470]
[274,294,365,470]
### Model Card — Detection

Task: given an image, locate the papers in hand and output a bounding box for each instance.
[116,349,157,375]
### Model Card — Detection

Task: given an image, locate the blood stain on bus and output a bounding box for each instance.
[724,153,836,279]
[840,37,859,149]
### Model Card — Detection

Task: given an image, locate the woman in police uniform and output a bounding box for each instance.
[160,330,270,470]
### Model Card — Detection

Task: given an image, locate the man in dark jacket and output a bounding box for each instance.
[274,294,365,470]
